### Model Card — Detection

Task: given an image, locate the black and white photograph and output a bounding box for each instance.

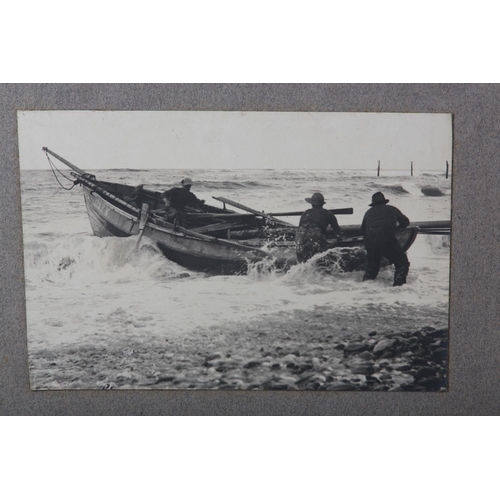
[19,110,452,391]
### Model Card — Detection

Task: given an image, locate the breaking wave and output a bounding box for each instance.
[381,184,409,195]
[141,180,268,191]
[368,182,410,194]
[421,186,445,197]
[197,180,266,190]
[23,234,200,286]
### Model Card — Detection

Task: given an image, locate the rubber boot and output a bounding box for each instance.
[393,264,409,286]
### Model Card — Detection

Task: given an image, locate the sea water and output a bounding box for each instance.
[21,168,451,351]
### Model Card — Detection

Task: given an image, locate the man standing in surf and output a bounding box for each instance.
[295,192,343,263]
[361,192,410,286]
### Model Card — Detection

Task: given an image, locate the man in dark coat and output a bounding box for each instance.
[295,192,343,263]
[361,191,410,286]
[153,178,205,227]
[163,178,204,211]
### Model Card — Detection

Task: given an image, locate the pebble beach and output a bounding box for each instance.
[29,302,448,391]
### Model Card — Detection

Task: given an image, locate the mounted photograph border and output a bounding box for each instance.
[1,83,498,415]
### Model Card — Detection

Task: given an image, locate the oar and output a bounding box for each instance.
[268,208,353,216]
[212,196,296,227]
[416,228,450,235]
[409,220,450,230]
[134,203,150,250]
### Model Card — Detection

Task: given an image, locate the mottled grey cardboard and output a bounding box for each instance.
[1,84,499,414]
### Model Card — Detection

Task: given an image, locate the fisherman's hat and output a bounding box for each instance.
[369,191,390,206]
[181,177,193,186]
[305,192,325,206]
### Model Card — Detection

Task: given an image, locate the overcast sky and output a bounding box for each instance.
[18,111,452,172]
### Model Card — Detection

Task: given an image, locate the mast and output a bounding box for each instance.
[42,147,89,176]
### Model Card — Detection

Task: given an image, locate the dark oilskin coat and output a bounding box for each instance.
[162,187,204,227]
[295,207,342,263]
[163,187,203,210]
[361,203,410,285]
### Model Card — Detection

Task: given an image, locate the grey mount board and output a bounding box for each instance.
[1,83,498,415]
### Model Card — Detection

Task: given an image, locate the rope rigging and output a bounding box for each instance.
[45,150,77,190]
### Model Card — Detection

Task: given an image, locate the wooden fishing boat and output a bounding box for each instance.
[43,148,441,275]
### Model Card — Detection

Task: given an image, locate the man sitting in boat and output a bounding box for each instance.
[152,178,205,227]
[295,192,343,263]
[361,191,410,286]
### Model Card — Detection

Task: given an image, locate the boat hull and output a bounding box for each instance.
[155,242,247,274]
[83,186,271,274]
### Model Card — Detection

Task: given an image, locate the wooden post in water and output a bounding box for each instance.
[411,161,413,176]
[377,160,380,177]
[445,161,449,179]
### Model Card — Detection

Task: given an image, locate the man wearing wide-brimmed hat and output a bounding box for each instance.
[152,177,205,226]
[295,192,343,263]
[361,191,410,286]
